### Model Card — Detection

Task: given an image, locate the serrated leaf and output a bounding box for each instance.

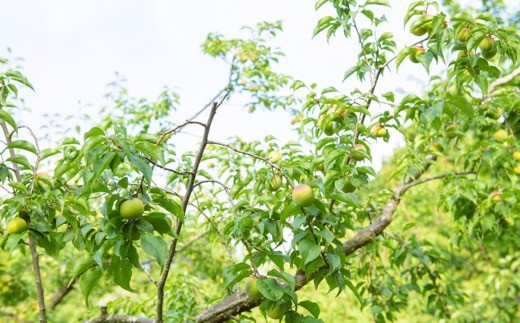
[80,267,102,308]
[145,213,174,235]
[315,0,328,10]
[156,196,184,220]
[91,152,116,182]
[345,279,364,306]
[73,255,96,279]
[40,148,60,160]
[141,233,167,270]
[135,141,163,164]
[7,140,37,154]
[128,155,152,183]
[299,236,322,265]
[0,109,17,129]
[84,127,105,140]
[6,155,32,170]
[267,269,295,290]
[396,48,412,71]
[222,263,251,289]
[291,80,306,91]
[111,256,134,292]
[313,16,334,37]
[299,300,321,318]
[366,0,390,7]
[257,278,284,300]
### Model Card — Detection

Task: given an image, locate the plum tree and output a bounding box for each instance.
[0,1,519,322]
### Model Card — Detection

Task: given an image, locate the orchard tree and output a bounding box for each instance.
[1,0,519,322]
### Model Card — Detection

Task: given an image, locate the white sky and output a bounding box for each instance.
[1,0,449,170]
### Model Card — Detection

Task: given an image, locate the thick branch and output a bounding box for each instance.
[48,278,77,310]
[488,67,520,93]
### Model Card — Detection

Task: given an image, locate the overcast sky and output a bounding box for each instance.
[1,0,454,169]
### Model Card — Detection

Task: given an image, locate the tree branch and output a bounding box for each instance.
[48,277,77,310]
[207,140,294,187]
[192,158,434,322]
[488,67,520,93]
[156,92,229,322]
[88,306,154,323]
[1,120,47,323]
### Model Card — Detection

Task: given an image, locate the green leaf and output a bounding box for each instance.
[145,212,174,235]
[38,234,61,258]
[6,155,33,170]
[7,140,37,154]
[80,267,102,308]
[91,152,116,182]
[257,278,284,300]
[396,48,412,71]
[299,300,321,318]
[267,269,295,290]
[141,233,167,270]
[280,204,300,221]
[315,229,335,246]
[73,255,96,279]
[6,70,34,89]
[129,155,153,183]
[84,127,105,140]
[366,0,390,6]
[299,236,322,265]
[111,256,134,292]
[343,66,359,81]
[156,196,184,220]
[315,0,328,10]
[313,16,334,37]
[0,109,17,129]
[345,279,364,306]
[291,80,306,91]
[5,234,22,251]
[135,141,163,164]
[40,148,60,161]
[222,263,251,289]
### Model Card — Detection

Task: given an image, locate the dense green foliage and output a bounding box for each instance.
[1,0,519,322]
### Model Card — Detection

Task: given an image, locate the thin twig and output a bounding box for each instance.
[207,141,294,187]
[156,92,229,322]
[402,171,476,191]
